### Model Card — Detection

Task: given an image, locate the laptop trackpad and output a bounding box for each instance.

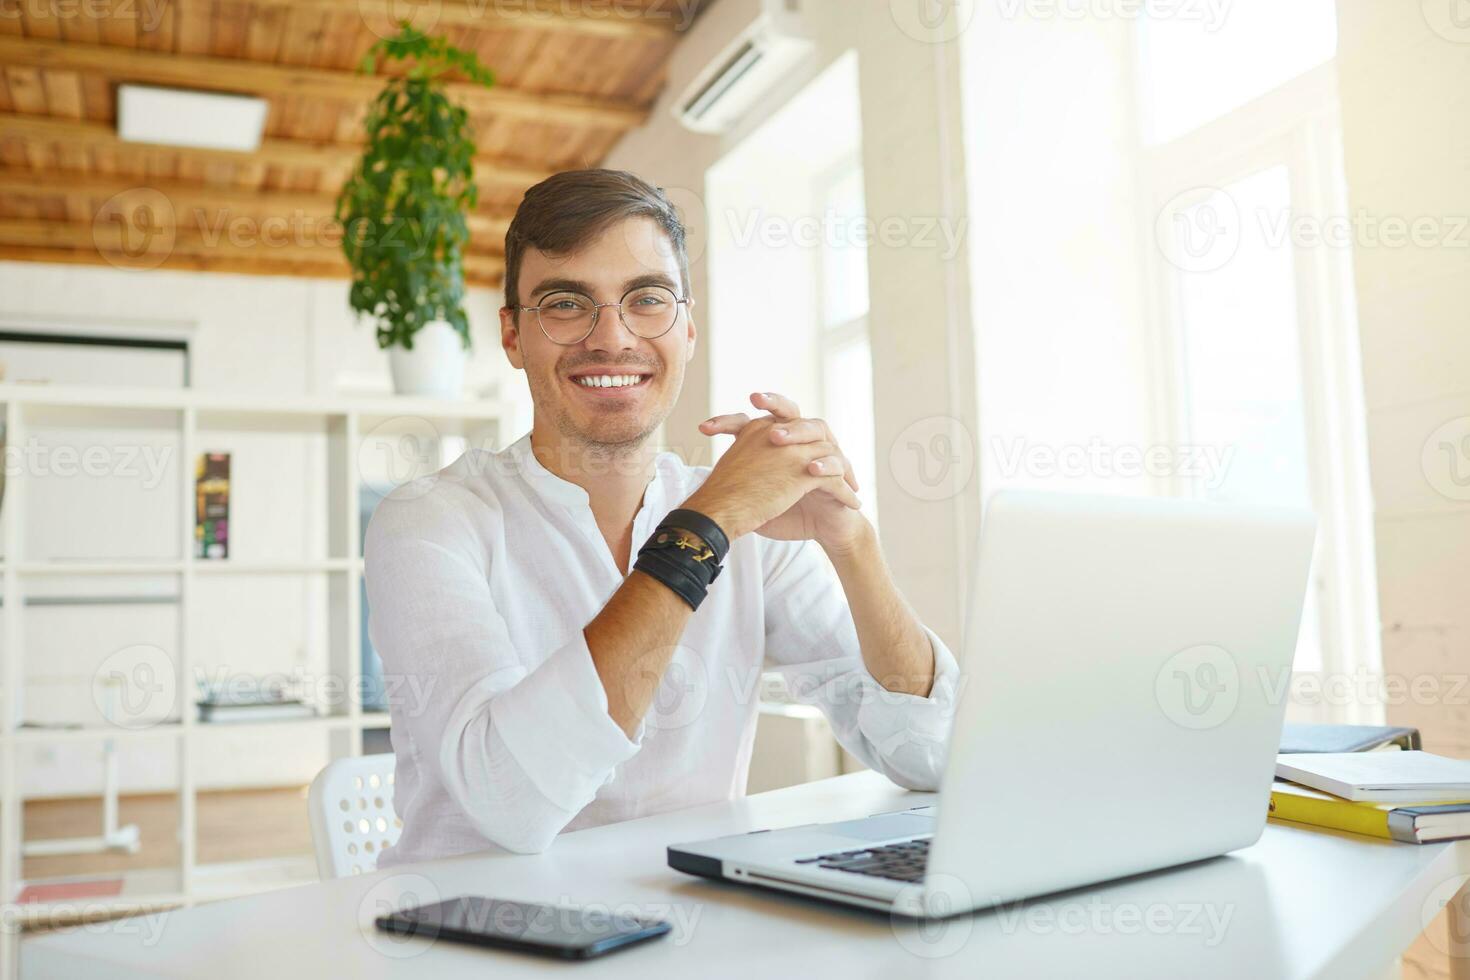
[822,812,934,842]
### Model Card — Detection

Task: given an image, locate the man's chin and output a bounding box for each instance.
[560,411,659,452]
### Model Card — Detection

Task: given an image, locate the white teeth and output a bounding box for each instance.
[575,374,643,388]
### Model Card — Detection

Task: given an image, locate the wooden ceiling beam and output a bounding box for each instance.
[0,244,355,282]
[251,0,684,41]
[0,219,505,283]
[0,244,505,286]
[0,114,552,195]
[0,36,648,129]
[0,169,512,249]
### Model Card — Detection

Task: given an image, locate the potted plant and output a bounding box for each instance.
[337,26,494,398]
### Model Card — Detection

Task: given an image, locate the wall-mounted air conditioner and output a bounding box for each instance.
[671,0,814,135]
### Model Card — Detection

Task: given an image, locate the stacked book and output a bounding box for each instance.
[1270,749,1470,844]
[197,678,320,724]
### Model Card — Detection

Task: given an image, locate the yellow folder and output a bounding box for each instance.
[1268,780,1470,843]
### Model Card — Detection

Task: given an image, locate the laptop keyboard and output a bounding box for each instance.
[795,837,931,883]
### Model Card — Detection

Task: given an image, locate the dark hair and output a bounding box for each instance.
[502,169,689,310]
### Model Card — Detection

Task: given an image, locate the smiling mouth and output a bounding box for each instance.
[568,372,653,391]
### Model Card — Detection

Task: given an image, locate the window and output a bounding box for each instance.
[815,159,877,529]
[1138,0,1339,144]
[1142,12,1381,721]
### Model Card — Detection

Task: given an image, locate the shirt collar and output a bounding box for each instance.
[505,432,677,516]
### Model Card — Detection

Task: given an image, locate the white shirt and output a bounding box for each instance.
[365,432,959,866]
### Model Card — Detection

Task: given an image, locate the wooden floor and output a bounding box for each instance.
[23,786,313,880]
[17,788,1459,977]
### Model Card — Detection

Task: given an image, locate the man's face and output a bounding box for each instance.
[500,216,695,453]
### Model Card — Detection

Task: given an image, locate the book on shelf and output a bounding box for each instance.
[197,701,321,724]
[194,452,230,559]
[16,878,125,904]
[1269,780,1470,844]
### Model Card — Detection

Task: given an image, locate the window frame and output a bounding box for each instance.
[1137,62,1383,724]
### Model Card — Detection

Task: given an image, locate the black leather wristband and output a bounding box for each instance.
[632,508,730,610]
[659,508,729,563]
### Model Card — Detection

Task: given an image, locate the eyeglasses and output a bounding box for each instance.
[516,284,694,346]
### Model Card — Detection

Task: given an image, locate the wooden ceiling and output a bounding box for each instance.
[0,0,702,286]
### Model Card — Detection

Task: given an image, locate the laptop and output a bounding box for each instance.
[668,490,1317,918]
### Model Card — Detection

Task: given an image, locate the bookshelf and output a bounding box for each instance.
[0,382,514,971]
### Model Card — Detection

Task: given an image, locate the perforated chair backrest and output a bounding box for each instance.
[307,755,402,879]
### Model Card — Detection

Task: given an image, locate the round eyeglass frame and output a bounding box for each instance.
[515,285,695,346]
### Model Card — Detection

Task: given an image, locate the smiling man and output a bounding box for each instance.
[365,169,959,865]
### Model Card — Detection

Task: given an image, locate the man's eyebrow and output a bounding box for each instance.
[529,273,683,302]
[528,278,593,301]
[621,273,681,293]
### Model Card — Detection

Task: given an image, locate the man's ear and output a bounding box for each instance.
[500,306,525,370]
[683,303,698,363]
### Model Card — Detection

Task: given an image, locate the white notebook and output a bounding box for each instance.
[1275,751,1470,803]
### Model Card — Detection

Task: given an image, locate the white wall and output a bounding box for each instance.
[0,259,529,796]
[1334,3,1470,758]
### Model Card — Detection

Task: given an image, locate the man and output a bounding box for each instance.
[366,169,958,865]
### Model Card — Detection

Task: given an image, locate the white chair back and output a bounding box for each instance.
[307,755,401,879]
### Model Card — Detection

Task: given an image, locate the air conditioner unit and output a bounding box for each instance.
[671,0,814,135]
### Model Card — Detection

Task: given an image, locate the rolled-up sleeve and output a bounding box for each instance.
[365,484,642,855]
[760,538,959,791]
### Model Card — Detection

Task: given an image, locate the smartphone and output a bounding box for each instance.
[375,896,671,960]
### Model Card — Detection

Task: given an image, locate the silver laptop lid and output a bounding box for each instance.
[923,490,1316,914]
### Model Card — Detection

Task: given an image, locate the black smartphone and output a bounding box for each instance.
[374,896,671,960]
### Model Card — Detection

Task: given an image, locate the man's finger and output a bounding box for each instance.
[769,418,828,444]
[751,391,801,420]
[814,475,863,510]
[700,412,752,435]
[807,454,859,493]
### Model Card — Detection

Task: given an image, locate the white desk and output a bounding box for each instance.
[22,771,1470,980]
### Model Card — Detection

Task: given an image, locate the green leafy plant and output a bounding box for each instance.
[336,25,494,351]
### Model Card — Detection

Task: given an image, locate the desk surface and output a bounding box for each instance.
[23,771,1470,980]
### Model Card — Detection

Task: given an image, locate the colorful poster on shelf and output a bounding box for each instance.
[195,452,230,559]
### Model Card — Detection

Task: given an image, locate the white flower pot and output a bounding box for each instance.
[388,320,466,399]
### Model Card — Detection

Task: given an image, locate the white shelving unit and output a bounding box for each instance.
[0,382,513,976]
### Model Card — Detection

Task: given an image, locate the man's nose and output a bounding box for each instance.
[582,304,640,352]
